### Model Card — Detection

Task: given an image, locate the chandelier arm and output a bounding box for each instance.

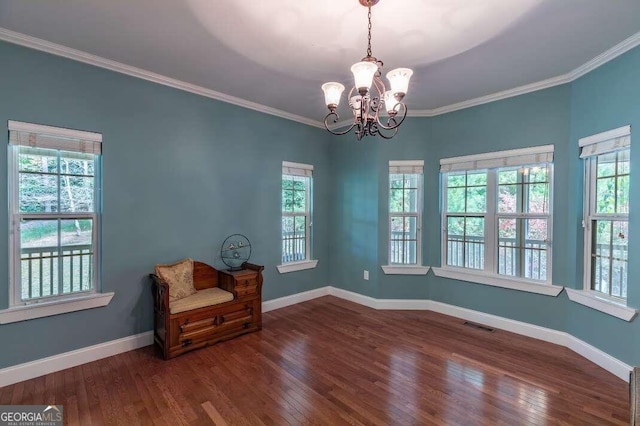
[376,103,408,131]
[376,126,399,140]
[323,112,357,136]
[372,76,385,97]
[370,120,398,139]
[369,76,385,117]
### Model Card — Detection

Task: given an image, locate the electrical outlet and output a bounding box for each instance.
[364,270,369,280]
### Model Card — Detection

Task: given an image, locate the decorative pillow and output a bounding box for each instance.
[155,258,197,302]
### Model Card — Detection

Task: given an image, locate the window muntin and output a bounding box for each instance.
[440,146,554,284]
[10,145,100,305]
[585,148,629,300]
[388,161,424,266]
[281,162,312,264]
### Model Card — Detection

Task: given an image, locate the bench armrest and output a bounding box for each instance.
[149,274,170,314]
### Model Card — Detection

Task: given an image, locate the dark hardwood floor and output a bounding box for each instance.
[0,296,629,425]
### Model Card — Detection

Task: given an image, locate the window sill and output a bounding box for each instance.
[277,260,318,274]
[381,265,430,275]
[565,288,637,321]
[431,267,563,296]
[0,292,115,324]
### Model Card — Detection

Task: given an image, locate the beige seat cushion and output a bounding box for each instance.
[170,287,234,314]
[155,258,197,302]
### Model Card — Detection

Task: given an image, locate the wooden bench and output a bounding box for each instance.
[150,261,263,359]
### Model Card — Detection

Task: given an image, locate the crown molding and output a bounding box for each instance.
[1,26,639,125]
[412,74,571,117]
[569,31,640,81]
[411,30,640,118]
[0,27,324,129]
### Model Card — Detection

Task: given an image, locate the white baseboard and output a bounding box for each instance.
[427,300,568,346]
[263,286,432,311]
[0,286,632,387]
[0,331,153,387]
[327,287,378,308]
[566,335,632,382]
[262,287,330,313]
[328,287,432,310]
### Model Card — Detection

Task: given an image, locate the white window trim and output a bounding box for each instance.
[440,144,554,172]
[439,145,554,286]
[277,260,318,274]
[432,267,563,296]
[0,292,114,324]
[565,288,637,321]
[381,265,430,275]
[8,120,103,143]
[579,125,631,302]
[281,161,315,267]
[7,120,107,317]
[388,160,425,267]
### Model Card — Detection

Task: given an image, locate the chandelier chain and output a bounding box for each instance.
[366,3,372,58]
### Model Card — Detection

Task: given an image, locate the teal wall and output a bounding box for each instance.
[567,45,640,364]
[1,38,639,371]
[332,88,571,332]
[0,41,332,369]
[330,46,640,366]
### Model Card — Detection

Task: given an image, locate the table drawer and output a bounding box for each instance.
[180,316,216,334]
[219,305,253,328]
[237,277,257,287]
[235,285,257,297]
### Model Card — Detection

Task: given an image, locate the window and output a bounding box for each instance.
[388,161,424,265]
[580,126,630,301]
[279,161,317,273]
[496,166,551,281]
[7,121,103,310]
[444,170,487,270]
[437,145,554,290]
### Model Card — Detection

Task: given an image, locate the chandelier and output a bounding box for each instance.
[321,0,413,140]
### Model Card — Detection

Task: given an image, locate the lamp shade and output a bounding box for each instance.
[321,82,345,108]
[383,90,399,114]
[386,68,413,96]
[351,61,378,91]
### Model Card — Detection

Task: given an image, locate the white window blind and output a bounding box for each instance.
[390,160,424,174]
[8,120,102,154]
[440,145,554,172]
[282,161,313,177]
[579,125,630,158]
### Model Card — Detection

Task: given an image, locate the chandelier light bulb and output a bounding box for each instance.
[349,95,363,119]
[383,90,399,115]
[386,68,413,98]
[321,82,346,110]
[351,61,378,93]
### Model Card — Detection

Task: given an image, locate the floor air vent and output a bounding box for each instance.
[463,321,495,332]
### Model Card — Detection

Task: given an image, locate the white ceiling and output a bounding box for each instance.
[1,0,640,125]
